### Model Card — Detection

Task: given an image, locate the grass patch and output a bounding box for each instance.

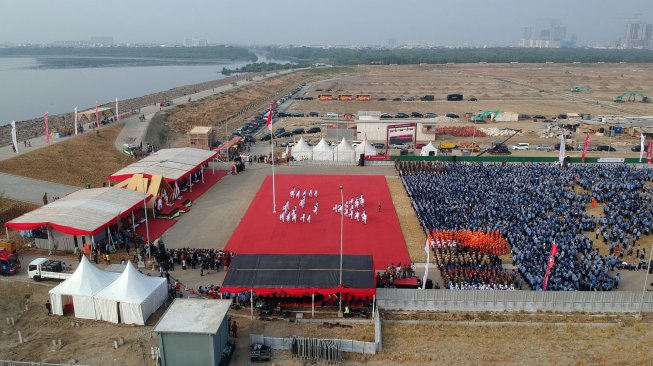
[0,124,132,188]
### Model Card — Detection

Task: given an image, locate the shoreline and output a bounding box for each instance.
[0,71,265,147]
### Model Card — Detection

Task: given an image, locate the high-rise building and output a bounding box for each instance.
[184,38,208,47]
[518,20,573,48]
[623,22,653,48]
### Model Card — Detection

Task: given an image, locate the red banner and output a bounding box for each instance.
[365,155,390,161]
[542,242,558,291]
[44,112,50,143]
[647,141,653,164]
[581,134,591,164]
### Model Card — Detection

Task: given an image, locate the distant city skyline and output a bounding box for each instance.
[1,1,652,47]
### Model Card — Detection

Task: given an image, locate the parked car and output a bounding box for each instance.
[392,97,402,101]
[377,97,387,101]
[291,128,305,135]
[307,127,322,133]
[405,97,415,101]
[410,112,424,118]
[488,145,512,155]
[380,113,393,119]
[535,144,552,152]
[390,143,409,149]
[373,142,386,149]
[631,145,649,152]
[577,144,597,151]
[554,143,574,151]
[243,135,255,143]
[309,112,319,117]
[277,131,294,138]
[468,97,478,101]
[445,113,460,119]
[532,115,547,120]
[512,143,530,150]
[424,112,437,118]
[292,112,305,117]
[395,112,409,118]
[260,133,272,141]
[596,145,616,152]
[274,128,285,135]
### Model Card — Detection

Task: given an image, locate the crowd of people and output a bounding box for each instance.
[279,186,319,224]
[434,245,521,290]
[398,161,653,291]
[375,262,417,288]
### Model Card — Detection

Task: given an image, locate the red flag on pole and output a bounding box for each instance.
[266,103,273,131]
[542,242,558,291]
[647,141,653,164]
[95,101,99,128]
[44,112,50,143]
[581,134,591,164]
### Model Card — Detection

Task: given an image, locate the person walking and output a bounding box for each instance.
[231,321,238,338]
[45,300,52,316]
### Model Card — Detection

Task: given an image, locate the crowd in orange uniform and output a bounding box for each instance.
[429,230,508,256]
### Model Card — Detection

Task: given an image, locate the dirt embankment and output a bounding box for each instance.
[0,124,132,188]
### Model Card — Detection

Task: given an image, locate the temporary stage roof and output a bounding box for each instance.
[94,261,168,325]
[109,148,217,183]
[5,187,151,235]
[220,254,376,297]
[114,174,174,208]
[49,256,120,319]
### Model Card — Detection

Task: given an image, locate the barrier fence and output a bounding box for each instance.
[391,155,645,164]
[375,289,653,313]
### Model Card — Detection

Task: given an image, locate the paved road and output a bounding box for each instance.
[0,172,78,205]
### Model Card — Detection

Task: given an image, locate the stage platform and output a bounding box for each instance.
[224,174,410,270]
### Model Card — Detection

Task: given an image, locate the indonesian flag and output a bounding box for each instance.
[581,133,591,164]
[647,141,653,164]
[44,112,50,143]
[542,241,558,291]
[95,101,99,127]
[266,103,273,131]
[558,135,565,164]
[640,134,645,163]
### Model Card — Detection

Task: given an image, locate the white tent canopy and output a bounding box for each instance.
[420,142,438,156]
[93,261,167,325]
[312,138,334,161]
[291,137,313,160]
[355,139,378,156]
[49,256,120,319]
[109,148,217,182]
[334,137,356,161]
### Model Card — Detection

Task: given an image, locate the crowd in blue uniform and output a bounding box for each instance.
[398,161,653,291]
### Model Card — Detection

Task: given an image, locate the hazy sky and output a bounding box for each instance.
[2,0,651,46]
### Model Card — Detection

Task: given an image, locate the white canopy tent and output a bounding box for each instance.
[93,261,167,325]
[49,256,120,319]
[312,138,334,161]
[334,137,356,162]
[290,137,313,161]
[109,148,217,183]
[355,139,378,156]
[420,142,438,156]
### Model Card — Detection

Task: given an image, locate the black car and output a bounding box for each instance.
[554,143,574,151]
[309,112,319,117]
[276,112,289,118]
[532,115,547,120]
[377,97,387,101]
[274,128,285,135]
[468,97,478,101]
[307,127,322,133]
[395,112,409,118]
[277,131,294,138]
[304,96,314,100]
[292,112,305,117]
[392,97,402,101]
[631,144,649,152]
[488,146,512,155]
[410,112,424,118]
[243,135,255,143]
[292,128,305,134]
[596,145,616,152]
[380,113,393,119]
[425,112,437,118]
[260,133,272,141]
[445,113,460,119]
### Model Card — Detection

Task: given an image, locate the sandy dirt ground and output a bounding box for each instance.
[0,124,132,188]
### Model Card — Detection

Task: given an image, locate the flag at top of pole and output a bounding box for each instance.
[268,102,276,213]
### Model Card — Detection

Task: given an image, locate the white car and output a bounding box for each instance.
[512,143,530,150]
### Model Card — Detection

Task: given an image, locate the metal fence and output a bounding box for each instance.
[375,289,653,313]
[250,334,378,355]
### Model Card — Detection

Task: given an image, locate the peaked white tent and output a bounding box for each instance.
[355,139,378,156]
[334,137,356,161]
[93,261,167,325]
[420,142,438,156]
[291,137,313,160]
[49,256,120,319]
[312,138,334,161]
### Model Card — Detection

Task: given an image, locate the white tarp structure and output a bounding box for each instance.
[93,261,167,325]
[49,256,120,319]
[334,137,356,161]
[312,138,334,161]
[420,142,438,156]
[355,139,378,156]
[109,148,217,182]
[291,137,313,160]
[495,112,519,122]
[6,187,150,236]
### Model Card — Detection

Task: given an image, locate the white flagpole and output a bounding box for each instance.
[74,107,78,135]
[269,103,276,213]
[640,134,645,163]
[115,98,119,122]
[11,120,18,154]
